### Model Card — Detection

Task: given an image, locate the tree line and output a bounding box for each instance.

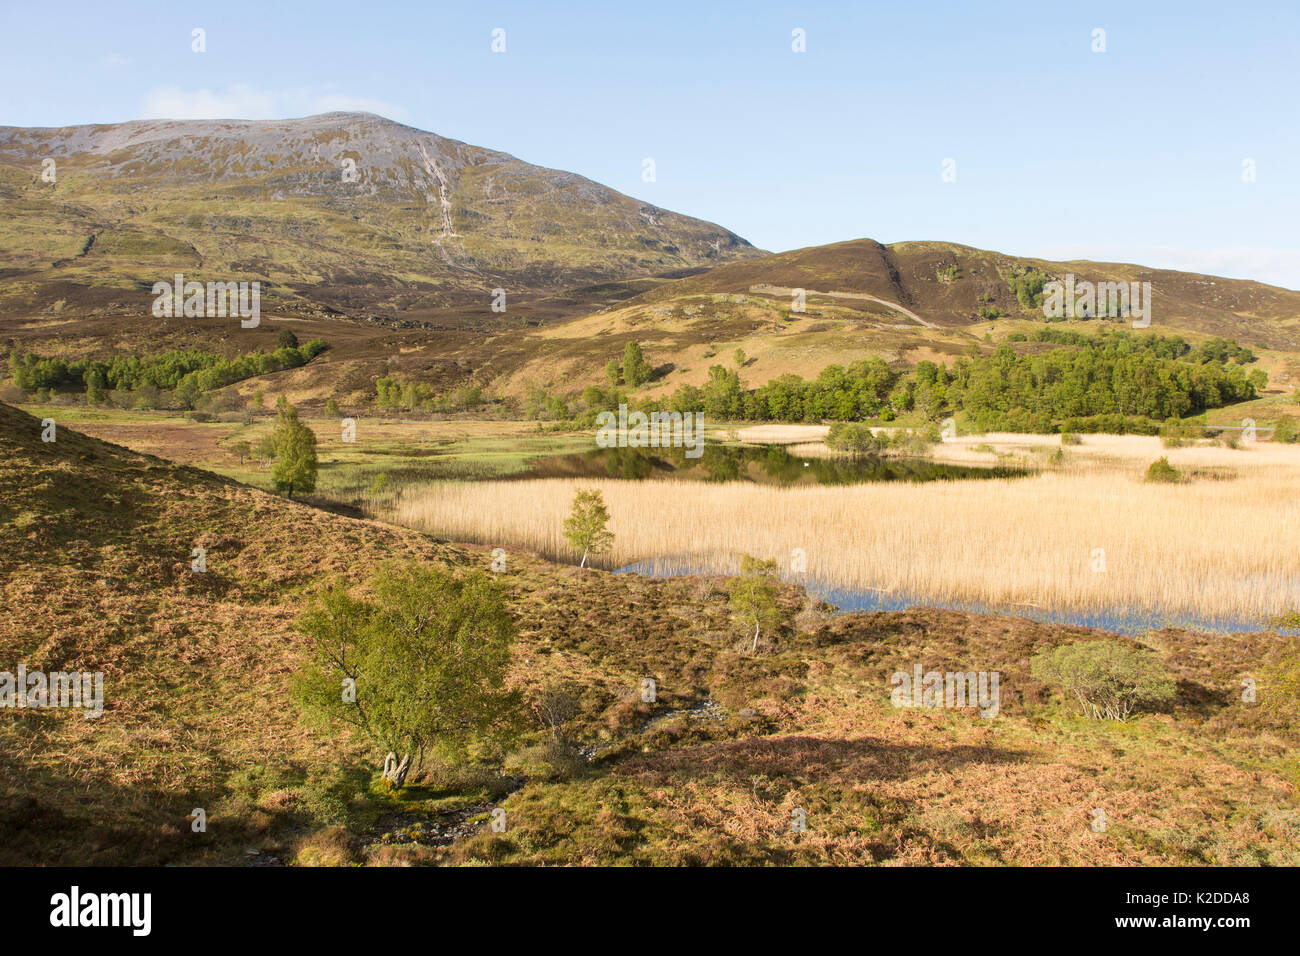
[551,330,1264,435]
[7,330,326,406]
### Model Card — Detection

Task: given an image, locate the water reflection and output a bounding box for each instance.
[512,443,1027,486]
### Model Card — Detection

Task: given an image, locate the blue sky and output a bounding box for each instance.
[3,0,1297,287]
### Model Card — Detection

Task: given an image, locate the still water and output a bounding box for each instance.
[511,444,1027,485]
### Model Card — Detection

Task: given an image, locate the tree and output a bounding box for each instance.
[325,397,340,417]
[733,347,747,368]
[562,489,614,568]
[255,433,277,465]
[1031,640,1175,721]
[530,679,580,746]
[622,341,652,387]
[728,554,782,654]
[230,440,252,465]
[826,422,884,458]
[458,384,483,410]
[293,562,518,787]
[173,377,200,410]
[276,328,299,350]
[605,360,622,388]
[271,398,318,498]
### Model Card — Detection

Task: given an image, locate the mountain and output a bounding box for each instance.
[0,112,761,323]
[625,238,1300,350]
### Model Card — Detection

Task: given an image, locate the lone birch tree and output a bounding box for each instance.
[293,562,518,787]
[563,489,614,568]
[728,554,782,655]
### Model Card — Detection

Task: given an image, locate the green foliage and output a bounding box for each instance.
[1160,417,1193,448]
[6,341,327,400]
[562,490,614,567]
[271,399,318,497]
[727,555,782,654]
[457,384,483,410]
[292,562,519,785]
[276,328,300,350]
[1260,643,1300,721]
[325,397,340,417]
[1145,456,1181,483]
[951,332,1259,433]
[622,341,652,387]
[1030,640,1175,721]
[826,421,886,457]
[1007,268,1049,310]
[1272,415,1299,444]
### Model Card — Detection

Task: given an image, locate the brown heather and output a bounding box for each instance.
[4,401,1299,866]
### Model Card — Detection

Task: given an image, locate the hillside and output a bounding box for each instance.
[0,112,761,325]
[631,239,1300,345]
[475,238,1300,400]
[3,401,1299,866]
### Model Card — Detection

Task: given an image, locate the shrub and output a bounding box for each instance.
[1259,639,1300,728]
[293,562,519,787]
[1145,457,1181,483]
[1031,640,1175,721]
[1060,431,1082,446]
[825,422,884,457]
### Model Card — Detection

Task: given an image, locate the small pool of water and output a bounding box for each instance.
[616,560,1282,636]
[510,444,1028,485]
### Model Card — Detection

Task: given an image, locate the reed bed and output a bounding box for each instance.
[386,461,1300,626]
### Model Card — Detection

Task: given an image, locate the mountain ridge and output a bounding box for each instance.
[0,111,762,321]
[625,238,1300,349]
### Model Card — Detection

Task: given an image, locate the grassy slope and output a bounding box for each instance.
[2,401,1298,865]
[8,228,1300,416]
[460,238,1300,403]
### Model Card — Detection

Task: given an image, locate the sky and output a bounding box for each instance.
[2,0,1297,288]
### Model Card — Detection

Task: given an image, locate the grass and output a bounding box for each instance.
[5,398,1300,866]
[15,404,592,506]
[387,449,1300,628]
